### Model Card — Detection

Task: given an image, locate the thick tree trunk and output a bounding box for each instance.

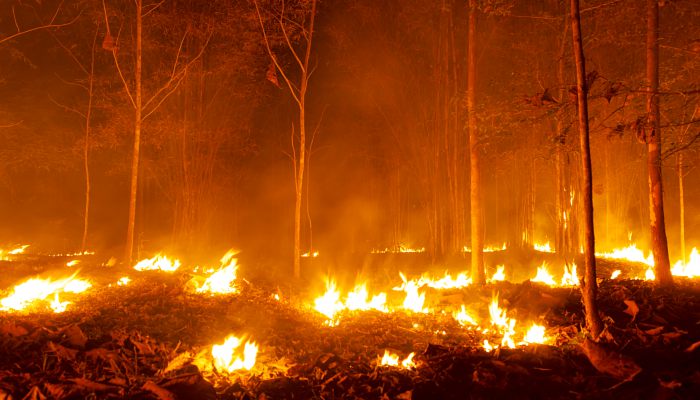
[570,0,603,338]
[468,0,484,284]
[646,0,673,287]
[125,0,143,264]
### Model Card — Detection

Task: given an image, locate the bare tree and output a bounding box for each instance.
[570,0,603,338]
[253,0,318,279]
[49,22,101,252]
[645,0,673,287]
[102,0,209,264]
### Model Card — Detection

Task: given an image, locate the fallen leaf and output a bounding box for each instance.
[161,352,193,375]
[0,321,28,337]
[644,326,663,335]
[47,342,78,361]
[61,325,87,348]
[142,381,175,400]
[397,390,412,399]
[67,378,115,392]
[581,339,641,381]
[623,300,639,321]
[685,340,700,352]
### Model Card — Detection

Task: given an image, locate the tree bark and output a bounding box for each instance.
[468,0,484,284]
[678,152,685,264]
[646,0,673,287]
[570,0,603,338]
[81,28,98,252]
[124,0,143,264]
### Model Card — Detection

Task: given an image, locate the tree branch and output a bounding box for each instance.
[0,4,79,45]
[253,0,301,106]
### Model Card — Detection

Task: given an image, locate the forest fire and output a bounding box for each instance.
[0,273,91,312]
[0,0,699,398]
[0,245,29,260]
[379,350,416,369]
[133,254,181,272]
[208,335,258,373]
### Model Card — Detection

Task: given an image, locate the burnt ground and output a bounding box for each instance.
[0,253,699,399]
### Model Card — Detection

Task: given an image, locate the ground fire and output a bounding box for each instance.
[0,0,699,399]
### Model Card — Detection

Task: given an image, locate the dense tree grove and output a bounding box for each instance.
[0,0,698,292]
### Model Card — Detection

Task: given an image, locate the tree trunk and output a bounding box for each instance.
[468,0,484,284]
[570,0,603,338]
[646,0,673,287]
[678,152,685,264]
[125,0,143,264]
[81,28,98,252]
[292,0,317,279]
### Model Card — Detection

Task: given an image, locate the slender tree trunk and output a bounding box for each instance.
[678,152,685,263]
[81,29,98,252]
[468,0,484,284]
[125,0,143,264]
[570,0,603,338]
[646,0,673,286]
[292,0,317,279]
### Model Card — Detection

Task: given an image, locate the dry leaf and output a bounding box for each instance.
[47,342,78,361]
[67,378,114,392]
[644,326,663,335]
[0,321,28,337]
[61,325,87,348]
[685,340,700,352]
[142,381,175,400]
[623,300,639,321]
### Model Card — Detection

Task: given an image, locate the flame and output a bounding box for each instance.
[345,284,388,313]
[66,259,80,267]
[379,350,415,369]
[523,323,547,345]
[397,274,427,313]
[314,280,344,324]
[531,263,556,286]
[0,273,91,312]
[490,265,506,282]
[394,271,471,291]
[463,243,507,253]
[453,305,478,327]
[560,263,579,286]
[645,266,655,281]
[195,250,239,295]
[483,339,494,352]
[50,293,69,313]
[313,280,388,325]
[534,242,554,253]
[211,335,258,372]
[489,293,516,349]
[610,270,622,279]
[133,254,181,272]
[0,245,29,260]
[371,244,425,254]
[117,277,131,286]
[301,251,319,258]
[596,244,654,266]
[672,247,700,278]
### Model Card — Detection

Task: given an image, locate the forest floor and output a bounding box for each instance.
[0,252,699,399]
